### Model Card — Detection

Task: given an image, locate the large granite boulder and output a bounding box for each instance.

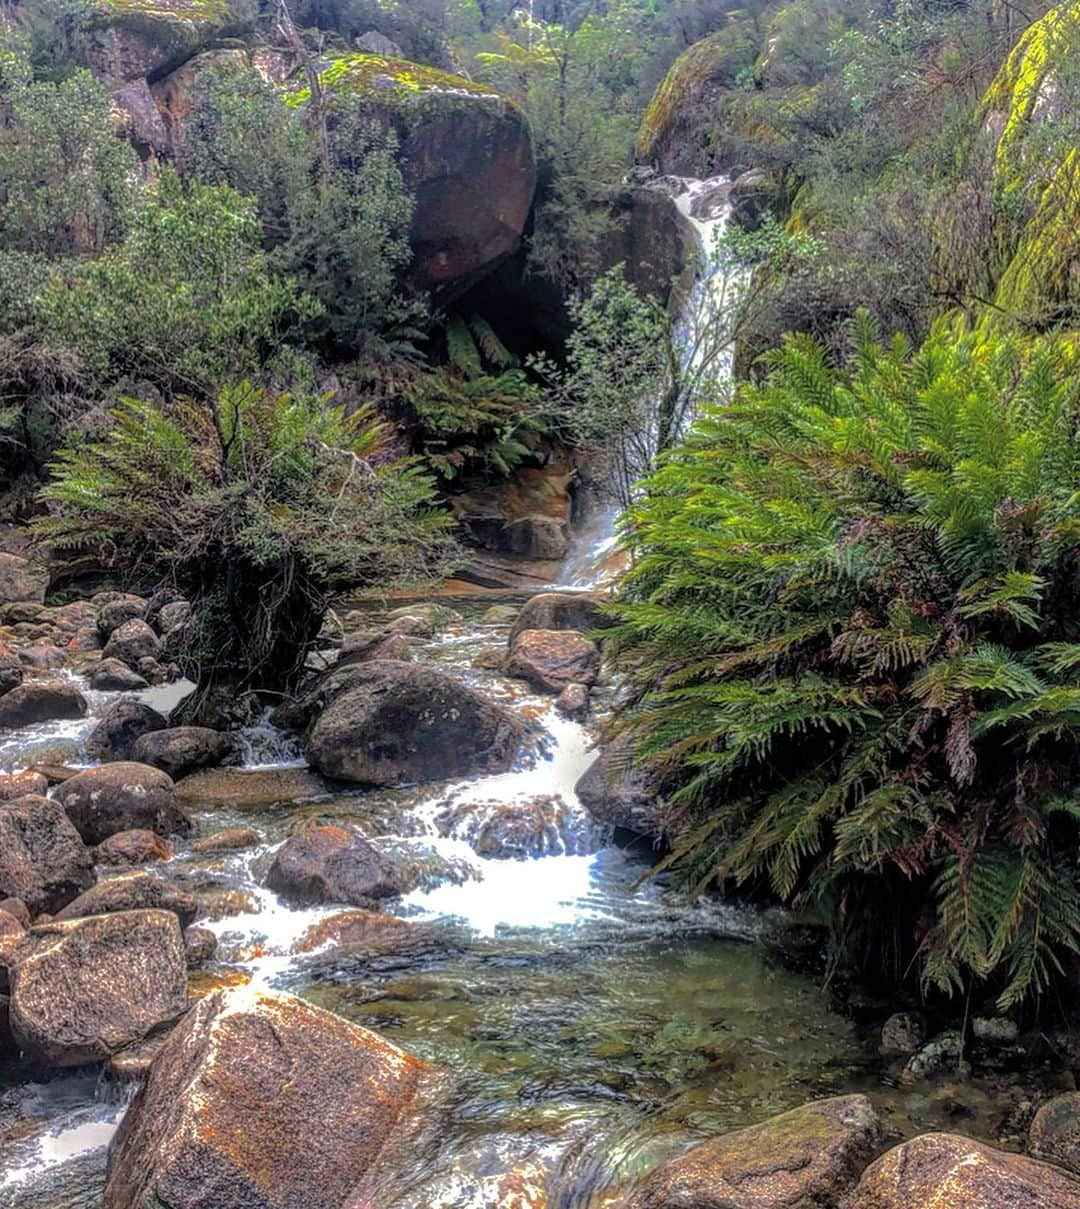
[0,795,93,916]
[55,762,191,845]
[305,661,522,785]
[846,1132,1080,1208]
[0,678,87,727]
[54,869,197,927]
[84,698,167,761]
[507,629,600,693]
[267,823,406,908]
[9,908,187,1066]
[624,1094,883,1209]
[130,725,235,779]
[1030,1091,1080,1174]
[103,986,429,1208]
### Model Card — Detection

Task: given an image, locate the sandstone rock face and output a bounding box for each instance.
[1029,1092,1080,1175]
[103,986,429,1209]
[130,725,234,779]
[0,552,48,604]
[267,824,406,908]
[305,661,522,785]
[0,795,93,916]
[102,617,161,667]
[625,1095,883,1209]
[453,460,574,564]
[55,869,197,926]
[508,629,600,693]
[845,1132,1080,1208]
[0,678,87,727]
[55,762,191,846]
[84,698,167,761]
[508,592,606,648]
[575,742,660,835]
[93,828,174,866]
[9,908,187,1066]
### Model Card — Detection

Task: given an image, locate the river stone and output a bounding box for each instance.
[102,985,429,1209]
[508,629,600,693]
[93,828,174,866]
[625,1095,883,1209]
[0,794,93,916]
[54,869,198,927]
[55,762,192,846]
[575,741,660,835]
[84,698,167,761]
[96,594,147,638]
[9,908,187,1066]
[0,770,49,801]
[555,681,590,720]
[0,641,22,695]
[292,909,420,957]
[267,823,406,908]
[1030,1092,1080,1174]
[130,725,235,779]
[0,552,48,604]
[845,1132,1080,1207]
[0,678,87,727]
[102,618,161,667]
[305,661,523,786]
[507,592,606,648]
[90,657,150,691]
[191,826,261,854]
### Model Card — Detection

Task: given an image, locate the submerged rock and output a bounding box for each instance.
[508,629,600,693]
[130,725,235,779]
[9,908,187,1066]
[624,1094,883,1209]
[56,761,192,845]
[54,869,198,926]
[103,986,429,1209]
[305,661,523,786]
[0,678,87,727]
[847,1132,1080,1207]
[267,823,407,908]
[0,794,93,916]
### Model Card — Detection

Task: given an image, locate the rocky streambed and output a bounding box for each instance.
[0,560,1078,1207]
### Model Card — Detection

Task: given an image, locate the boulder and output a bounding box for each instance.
[625,1095,883,1209]
[0,678,87,727]
[103,985,429,1209]
[130,725,235,779]
[267,824,406,908]
[0,906,26,991]
[191,826,261,854]
[0,769,49,801]
[90,657,150,691]
[555,681,590,720]
[102,618,161,667]
[9,908,188,1066]
[154,598,192,635]
[0,795,93,916]
[54,870,197,927]
[0,641,22,695]
[55,762,191,846]
[437,794,597,859]
[0,552,48,604]
[846,1132,1080,1208]
[507,629,600,693]
[93,828,174,866]
[17,642,67,670]
[575,742,659,835]
[508,592,606,648]
[83,698,167,761]
[1029,1092,1080,1175]
[730,168,783,231]
[109,77,169,157]
[305,661,522,785]
[183,924,217,967]
[96,593,148,638]
[880,1012,926,1056]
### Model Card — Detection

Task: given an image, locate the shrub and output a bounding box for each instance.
[609,318,1080,1010]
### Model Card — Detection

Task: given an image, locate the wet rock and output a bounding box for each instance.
[293,909,419,956]
[175,766,327,811]
[482,604,520,625]
[9,908,188,1066]
[305,661,523,786]
[90,657,150,691]
[625,1094,883,1209]
[184,924,218,968]
[54,869,198,927]
[0,678,87,727]
[0,896,30,926]
[130,725,235,779]
[880,1012,925,1056]
[1029,1091,1080,1175]
[102,618,161,667]
[846,1132,1080,1207]
[67,625,103,652]
[0,794,93,916]
[508,592,606,648]
[104,1032,170,1088]
[55,762,192,846]
[96,594,147,638]
[93,828,174,866]
[267,823,406,908]
[196,887,260,921]
[339,628,416,664]
[508,629,599,693]
[0,769,49,801]
[387,602,463,632]
[191,826,261,855]
[903,1030,966,1082]
[0,641,21,695]
[83,698,167,761]
[0,552,48,604]
[437,795,597,859]
[575,742,660,835]
[18,642,67,670]
[102,985,429,1209]
[555,681,590,720]
[28,761,80,785]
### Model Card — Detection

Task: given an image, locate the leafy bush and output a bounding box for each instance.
[609,319,1080,1009]
[38,384,457,707]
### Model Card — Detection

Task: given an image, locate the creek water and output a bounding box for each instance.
[0,181,1053,1206]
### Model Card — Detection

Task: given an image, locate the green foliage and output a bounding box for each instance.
[38,384,458,697]
[609,318,1080,1009]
